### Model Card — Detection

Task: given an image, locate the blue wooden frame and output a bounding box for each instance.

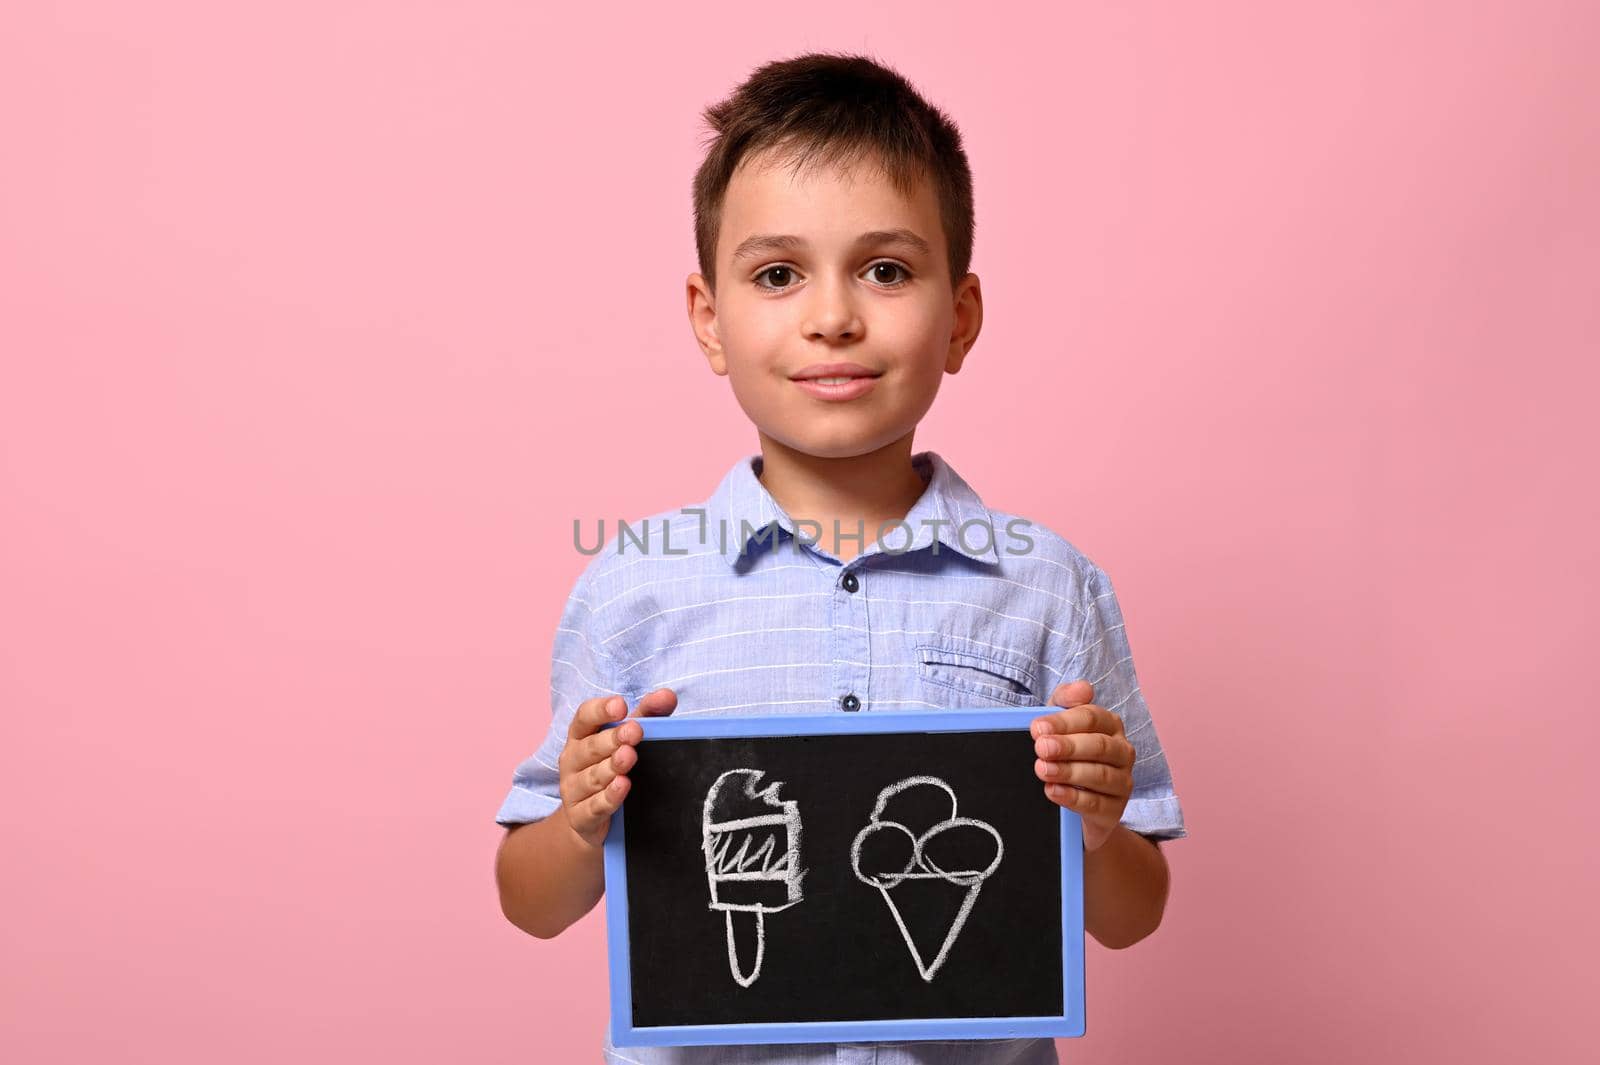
[602,708,1085,1047]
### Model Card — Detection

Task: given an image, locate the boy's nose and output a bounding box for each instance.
[801,282,863,340]
[803,315,861,342]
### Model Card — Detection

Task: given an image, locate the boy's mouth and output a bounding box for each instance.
[789,361,883,382]
[790,364,883,398]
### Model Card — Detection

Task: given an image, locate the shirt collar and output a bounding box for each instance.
[702,450,1001,568]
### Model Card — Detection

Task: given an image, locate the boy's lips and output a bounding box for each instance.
[789,362,882,381]
[793,375,879,401]
[790,362,883,401]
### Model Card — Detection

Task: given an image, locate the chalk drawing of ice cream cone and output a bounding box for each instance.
[702,768,805,987]
[850,776,1003,981]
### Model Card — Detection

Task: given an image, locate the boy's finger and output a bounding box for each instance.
[1045,782,1112,816]
[575,754,620,800]
[1047,680,1095,708]
[563,791,604,842]
[1030,704,1120,738]
[568,694,625,741]
[630,687,678,718]
[1034,757,1133,795]
[1033,730,1136,767]
[570,719,642,769]
[579,773,630,826]
[574,731,642,788]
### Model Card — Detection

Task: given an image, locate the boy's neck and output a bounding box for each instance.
[754,434,930,562]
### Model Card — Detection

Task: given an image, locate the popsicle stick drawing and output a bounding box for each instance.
[702,769,805,987]
[850,776,1003,981]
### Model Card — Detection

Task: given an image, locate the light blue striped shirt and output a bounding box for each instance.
[497,449,1186,1065]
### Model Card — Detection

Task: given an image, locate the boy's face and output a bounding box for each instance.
[687,147,982,461]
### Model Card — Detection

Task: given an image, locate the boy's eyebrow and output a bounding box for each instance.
[729,228,933,263]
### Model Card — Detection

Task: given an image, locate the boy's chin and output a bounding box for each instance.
[762,432,915,461]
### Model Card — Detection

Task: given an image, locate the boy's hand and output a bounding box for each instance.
[1031,680,1135,853]
[558,687,677,849]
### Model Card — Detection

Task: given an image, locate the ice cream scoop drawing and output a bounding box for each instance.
[851,776,1003,981]
[702,768,805,987]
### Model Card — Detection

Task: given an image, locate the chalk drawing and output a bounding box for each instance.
[850,776,1003,981]
[702,768,805,987]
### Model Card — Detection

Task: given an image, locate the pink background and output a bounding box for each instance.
[3,2,1595,1061]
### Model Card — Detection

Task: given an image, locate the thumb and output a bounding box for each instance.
[1049,679,1094,708]
[630,687,678,717]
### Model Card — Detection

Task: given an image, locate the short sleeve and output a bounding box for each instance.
[494,567,623,827]
[1068,565,1187,840]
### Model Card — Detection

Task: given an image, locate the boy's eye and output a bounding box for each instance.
[866,261,911,286]
[752,261,912,293]
[755,265,798,291]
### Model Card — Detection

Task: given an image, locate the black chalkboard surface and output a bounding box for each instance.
[601,709,1085,1047]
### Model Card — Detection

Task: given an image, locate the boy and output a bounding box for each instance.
[494,52,1186,1064]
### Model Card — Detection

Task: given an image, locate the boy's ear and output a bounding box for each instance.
[686,272,728,376]
[944,272,983,374]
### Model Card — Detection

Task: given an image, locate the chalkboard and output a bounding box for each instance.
[601,709,1085,1047]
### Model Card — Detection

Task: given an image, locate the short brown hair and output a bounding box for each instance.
[692,51,975,296]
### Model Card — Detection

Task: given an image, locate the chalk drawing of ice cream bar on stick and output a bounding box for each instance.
[851,776,1004,982]
[701,768,806,987]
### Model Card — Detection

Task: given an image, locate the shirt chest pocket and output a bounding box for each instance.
[915,640,1039,708]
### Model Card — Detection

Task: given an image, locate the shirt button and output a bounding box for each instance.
[840,693,860,711]
[840,571,859,593]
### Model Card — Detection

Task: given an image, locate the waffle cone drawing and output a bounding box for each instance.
[851,776,1003,981]
[702,769,805,987]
